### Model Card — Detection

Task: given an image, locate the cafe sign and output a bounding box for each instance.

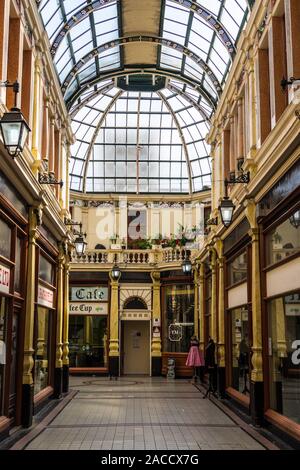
[169,323,182,342]
[0,264,10,294]
[69,302,108,316]
[70,286,108,302]
[38,284,54,308]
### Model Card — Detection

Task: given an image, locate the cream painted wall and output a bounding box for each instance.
[71,201,206,250]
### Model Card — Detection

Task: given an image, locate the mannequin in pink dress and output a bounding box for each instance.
[186,335,204,383]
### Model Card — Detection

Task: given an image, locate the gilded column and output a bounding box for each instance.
[215,238,226,397]
[62,256,70,393]
[109,272,120,377]
[193,266,199,339]
[198,262,205,352]
[54,244,64,398]
[245,199,264,425]
[22,205,41,427]
[210,248,217,343]
[151,271,162,376]
[31,53,43,171]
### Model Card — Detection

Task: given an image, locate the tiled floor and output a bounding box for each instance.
[26,377,265,450]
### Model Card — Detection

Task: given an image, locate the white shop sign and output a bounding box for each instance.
[38,284,54,308]
[69,302,108,316]
[70,286,108,302]
[0,264,10,294]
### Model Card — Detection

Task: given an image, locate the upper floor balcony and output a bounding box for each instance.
[71,246,199,272]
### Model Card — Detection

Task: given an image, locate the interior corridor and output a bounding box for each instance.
[16,377,275,451]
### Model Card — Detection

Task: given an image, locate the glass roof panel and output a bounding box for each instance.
[38,0,252,194]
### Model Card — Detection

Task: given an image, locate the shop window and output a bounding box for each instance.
[69,316,107,368]
[33,307,50,395]
[228,251,247,286]
[268,292,300,424]
[230,306,250,396]
[163,285,194,353]
[0,298,8,415]
[0,219,11,260]
[39,255,53,285]
[266,210,300,266]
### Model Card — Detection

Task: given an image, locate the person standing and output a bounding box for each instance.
[186,335,204,383]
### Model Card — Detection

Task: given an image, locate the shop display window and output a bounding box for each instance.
[230,306,250,395]
[0,297,7,414]
[268,292,300,424]
[34,307,50,394]
[266,210,300,266]
[163,285,194,352]
[69,316,108,368]
[39,255,54,285]
[0,219,11,260]
[228,251,247,286]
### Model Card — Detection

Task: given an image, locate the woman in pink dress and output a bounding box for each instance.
[186,335,204,382]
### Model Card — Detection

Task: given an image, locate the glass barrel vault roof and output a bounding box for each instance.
[38,0,253,194]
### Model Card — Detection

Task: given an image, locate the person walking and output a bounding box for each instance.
[186,335,204,383]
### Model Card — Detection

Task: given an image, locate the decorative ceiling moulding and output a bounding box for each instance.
[61,36,222,97]
[48,0,236,60]
[67,68,217,111]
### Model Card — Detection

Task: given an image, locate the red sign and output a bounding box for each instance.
[38,284,54,308]
[0,264,10,294]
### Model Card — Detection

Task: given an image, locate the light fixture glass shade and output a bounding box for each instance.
[0,108,30,157]
[289,210,300,228]
[74,235,87,256]
[111,264,121,280]
[182,259,192,274]
[219,197,235,227]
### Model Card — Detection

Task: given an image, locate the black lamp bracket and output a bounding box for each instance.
[206,217,218,226]
[64,219,86,237]
[281,76,300,92]
[0,80,19,108]
[39,171,63,188]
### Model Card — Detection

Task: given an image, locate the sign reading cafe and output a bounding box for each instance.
[71,286,108,302]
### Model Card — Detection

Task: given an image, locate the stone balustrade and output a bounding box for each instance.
[71,247,197,268]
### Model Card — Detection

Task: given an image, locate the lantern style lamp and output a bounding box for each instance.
[111,264,121,280]
[0,81,30,157]
[182,258,192,274]
[74,233,87,256]
[289,210,300,229]
[219,196,235,228]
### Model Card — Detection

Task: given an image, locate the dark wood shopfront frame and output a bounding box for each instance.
[224,229,252,410]
[33,231,59,411]
[69,276,110,375]
[260,184,300,442]
[161,273,194,377]
[0,193,27,434]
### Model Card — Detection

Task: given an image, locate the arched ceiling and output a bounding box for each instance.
[38,0,253,194]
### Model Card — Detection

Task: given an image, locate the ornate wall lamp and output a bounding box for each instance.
[39,159,63,187]
[64,218,87,256]
[0,80,31,157]
[218,170,250,228]
[289,210,300,229]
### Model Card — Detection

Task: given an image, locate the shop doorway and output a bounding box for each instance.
[122,321,150,375]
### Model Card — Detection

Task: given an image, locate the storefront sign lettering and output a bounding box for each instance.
[38,284,54,308]
[292,340,300,365]
[0,264,10,294]
[70,287,108,302]
[169,324,182,341]
[69,302,108,316]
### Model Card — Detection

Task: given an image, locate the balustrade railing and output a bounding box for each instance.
[71,247,195,266]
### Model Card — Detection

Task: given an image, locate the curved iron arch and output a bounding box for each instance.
[67,67,217,112]
[61,36,222,98]
[49,0,237,59]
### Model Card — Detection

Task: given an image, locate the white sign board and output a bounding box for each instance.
[70,286,108,302]
[38,284,54,308]
[69,302,108,316]
[0,264,10,294]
